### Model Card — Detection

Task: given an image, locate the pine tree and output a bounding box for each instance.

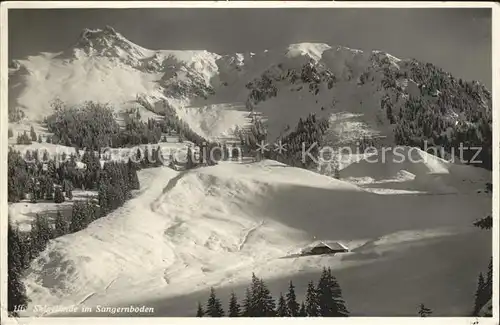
[471,217,493,315]
[127,158,140,190]
[54,186,65,203]
[28,180,38,204]
[228,291,241,317]
[30,214,52,255]
[276,293,289,317]
[61,152,67,164]
[329,274,349,317]
[85,149,102,190]
[142,147,151,168]
[168,153,176,169]
[249,273,262,316]
[486,257,492,289]
[242,287,253,316]
[54,211,69,238]
[65,182,73,200]
[42,150,49,162]
[473,215,493,230]
[17,235,31,271]
[136,148,142,165]
[222,144,230,161]
[305,280,320,316]
[333,162,341,179]
[85,200,98,223]
[286,281,300,316]
[186,147,195,169]
[317,267,349,316]
[30,125,37,142]
[45,181,54,201]
[69,201,92,233]
[206,287,225,317]
[98,162,131,213]
[251,275,276,317]
[98,180,110,213]
[480,258,493,314]
[473,272,486,315]
[386,103,395,124]
[261,281,277,317]
[418,303,432,317]
[196,302,204,317]
[33,150,39,163]
[154,146,163,167]
[8,149,29,203]
[25,150,33,163]
[8,224,29,316]
[299,302,307,316]
[62,178,70,193]
[20,130,32,145]
[150,147,157,166]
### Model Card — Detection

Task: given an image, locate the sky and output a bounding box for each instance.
[8,8,492,89]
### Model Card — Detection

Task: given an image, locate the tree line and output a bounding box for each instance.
[184,142,233,170]
[196,267,348,317]
[269,113,330,169]
[472,214,493,317]
[234,112,331,172]
[42,100,208,150]
[7,143,170,203]
[244,56,492,171]
[7,156,142,316]
[385,60,492,170]
[473,257,493,316]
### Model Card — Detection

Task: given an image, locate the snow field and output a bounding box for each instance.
[20,160,491,317]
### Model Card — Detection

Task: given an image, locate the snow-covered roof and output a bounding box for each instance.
[302,241,349,253]
[318,241,349,251]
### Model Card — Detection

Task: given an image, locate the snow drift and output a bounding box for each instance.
[22,161,491,316]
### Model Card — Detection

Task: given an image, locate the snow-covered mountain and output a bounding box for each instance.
[10,26,491,148]
[8,27,492,317]
[9,26,219,123]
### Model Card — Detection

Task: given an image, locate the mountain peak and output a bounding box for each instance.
[78,26,119,41]
[286,43,332,61]
[76,26,124,49]
[71,26,150,61]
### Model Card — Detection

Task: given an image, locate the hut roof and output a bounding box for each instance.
[302,241,349,254]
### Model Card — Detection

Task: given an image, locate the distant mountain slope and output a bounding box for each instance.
[9,26,492,168]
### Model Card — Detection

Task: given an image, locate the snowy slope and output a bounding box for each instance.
[8,190,97,232]
[175,103,252,142]
[7,138,192,232]
[9,27,492,317]
[339,147,491,195]
[21,161,491,316]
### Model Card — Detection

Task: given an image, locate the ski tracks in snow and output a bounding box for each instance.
[149,170,189,213]
[104,278,117,292]
[74,276,118,310]
[238,220,265,251]
[77,292,96,307]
